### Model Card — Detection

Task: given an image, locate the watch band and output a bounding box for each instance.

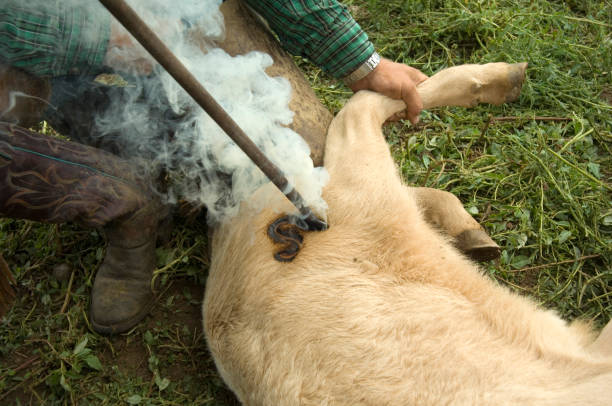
[343,51,381,86]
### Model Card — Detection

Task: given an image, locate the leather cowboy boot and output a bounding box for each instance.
[0,122,161,334]
[90,199,166,334]
[0,65,174,333]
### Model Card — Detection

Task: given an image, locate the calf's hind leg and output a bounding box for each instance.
[325,63,527,257]
[411,187,500,261]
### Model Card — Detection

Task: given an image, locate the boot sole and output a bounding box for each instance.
[90,297,155,335]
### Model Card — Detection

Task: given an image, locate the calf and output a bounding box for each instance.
[204,62,612,405]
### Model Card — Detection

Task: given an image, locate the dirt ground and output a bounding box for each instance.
[1,271,241,405]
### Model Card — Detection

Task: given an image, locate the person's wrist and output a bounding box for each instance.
[343,51,381,87]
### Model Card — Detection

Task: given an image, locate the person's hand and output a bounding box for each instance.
[349,58,428,124]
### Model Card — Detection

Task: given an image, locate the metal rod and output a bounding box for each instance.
[99,0,327,231]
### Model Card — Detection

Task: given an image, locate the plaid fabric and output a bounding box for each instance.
[0,2,111,77]
[0,0,372,79]
[246,0,375,78]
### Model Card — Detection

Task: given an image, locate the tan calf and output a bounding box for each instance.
[204,62,612,405]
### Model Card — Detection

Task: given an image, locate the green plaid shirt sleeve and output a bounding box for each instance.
[1,1,371,79]
[245,0,375,79]
[0,2,111,77]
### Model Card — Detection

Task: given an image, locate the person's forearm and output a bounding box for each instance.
[244,0,374,79]
[242,0,427,124]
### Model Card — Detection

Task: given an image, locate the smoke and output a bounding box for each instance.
[2,0,328,222]
[93,0,329,222]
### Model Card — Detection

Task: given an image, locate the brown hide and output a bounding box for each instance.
[213,0,332,166]
[0,65,50,128]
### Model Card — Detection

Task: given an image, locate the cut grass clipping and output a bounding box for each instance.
[1,0,611,404]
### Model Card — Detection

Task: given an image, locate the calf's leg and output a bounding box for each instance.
[411,187,500,261]
[419,62,527,108]
[381,62,528,124]
[325,62,527,231]
[326,62,528,174]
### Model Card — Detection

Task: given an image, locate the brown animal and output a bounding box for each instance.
[203,62,612,405]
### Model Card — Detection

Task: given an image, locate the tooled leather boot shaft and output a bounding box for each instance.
[0,122,150,227]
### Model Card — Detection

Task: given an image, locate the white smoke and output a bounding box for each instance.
[95,0,329,222]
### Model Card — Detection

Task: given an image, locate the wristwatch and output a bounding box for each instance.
[343,51,381,86]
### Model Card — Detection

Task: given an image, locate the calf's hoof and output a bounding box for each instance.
[455,229,501,262]
[504,62,528,103]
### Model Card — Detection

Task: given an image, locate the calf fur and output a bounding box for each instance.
[204,63,612,406]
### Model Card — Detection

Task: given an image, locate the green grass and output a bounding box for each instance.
[1,0,611,404]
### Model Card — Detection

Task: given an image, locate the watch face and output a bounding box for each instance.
[368,52,381,69]
[344,52,380,85]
